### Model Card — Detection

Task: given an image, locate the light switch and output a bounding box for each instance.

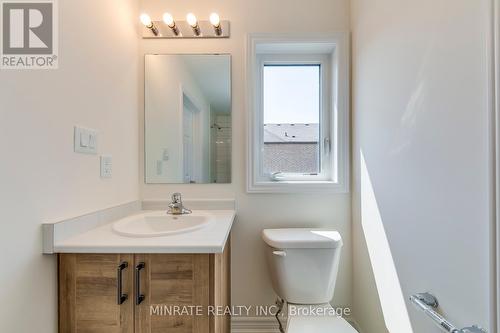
[100,155,112,178]
[88,132,97,149]
[80,132,89,147]
[74,126,98,154]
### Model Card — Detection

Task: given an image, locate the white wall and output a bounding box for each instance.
[0,1,139,332]
[139,0,353,313]
[351,0,494,332]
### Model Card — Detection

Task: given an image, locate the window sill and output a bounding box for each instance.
[247,180,349,194]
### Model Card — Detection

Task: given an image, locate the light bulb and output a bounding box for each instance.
[209,13,220,27]
[162,13,175,27]
[140,13,152,27]
[186,13,198,27]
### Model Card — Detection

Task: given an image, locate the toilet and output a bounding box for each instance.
[262,228,358,333]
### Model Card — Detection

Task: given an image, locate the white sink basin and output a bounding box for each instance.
[112,211,214,237]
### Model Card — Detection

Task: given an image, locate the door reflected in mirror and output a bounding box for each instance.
[145,54,231,184]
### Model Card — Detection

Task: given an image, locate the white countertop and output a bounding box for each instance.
[51,209,235,254]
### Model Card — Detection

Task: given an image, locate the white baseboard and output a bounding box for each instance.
[231,316,361,333]
[231,316,281,333]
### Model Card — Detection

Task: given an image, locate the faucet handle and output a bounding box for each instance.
[171,192,182,203]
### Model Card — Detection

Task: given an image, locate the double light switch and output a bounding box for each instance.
[74,126,98,154]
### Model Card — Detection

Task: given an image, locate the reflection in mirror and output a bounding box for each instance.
[145,54,231,184]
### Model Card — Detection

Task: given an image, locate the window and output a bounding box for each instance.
[247,34,349,193]
[263,65,321,176]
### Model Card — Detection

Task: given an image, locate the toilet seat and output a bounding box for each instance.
[285,304,358,333]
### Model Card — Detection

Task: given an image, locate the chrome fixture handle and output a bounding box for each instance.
[272,250,287,257]
[414,292,439,308]
[171,192,182,204]
[461,327,489,333]
[410,293,486,333]
[167,192,192,215]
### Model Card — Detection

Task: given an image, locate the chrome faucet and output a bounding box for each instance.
[167,193,192,215]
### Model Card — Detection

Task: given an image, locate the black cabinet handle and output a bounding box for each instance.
[135,262,145,305]
[117,261,128,305]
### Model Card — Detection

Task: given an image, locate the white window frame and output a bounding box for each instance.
[246,33,350,193]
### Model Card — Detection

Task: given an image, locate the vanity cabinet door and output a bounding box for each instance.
[134,254,211,333]
[58,254,134,333]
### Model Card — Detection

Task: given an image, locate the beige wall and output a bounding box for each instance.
[139,0,353,312]
[351,0,493,332]
[0,1,139,331]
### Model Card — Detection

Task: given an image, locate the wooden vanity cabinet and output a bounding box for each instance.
[58,240,230,333]
[58,253,135,333]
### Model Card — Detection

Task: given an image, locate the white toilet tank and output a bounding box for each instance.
[262,228,343,304]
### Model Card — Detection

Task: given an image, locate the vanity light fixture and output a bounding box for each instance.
[140,13,229,39]
[140,13,159,36]
[186,13,201,36]
[209,13,222,36]
[162,12,179,36]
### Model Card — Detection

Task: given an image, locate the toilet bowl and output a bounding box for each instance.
[262,228,358,333]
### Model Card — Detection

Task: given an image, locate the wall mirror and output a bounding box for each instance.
[145,54,231,184]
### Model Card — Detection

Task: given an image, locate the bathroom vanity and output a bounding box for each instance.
[42,52,236,332]
[44,201,234,333]
[58,248,230,333]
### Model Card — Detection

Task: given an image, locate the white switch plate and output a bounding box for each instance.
[100,155,112,178]
[74,126,98,154]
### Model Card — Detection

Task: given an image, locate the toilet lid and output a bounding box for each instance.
[287,315,358,333]
[262,228,343,249]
